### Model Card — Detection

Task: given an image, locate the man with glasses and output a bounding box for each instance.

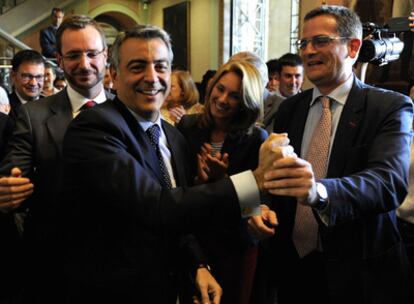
[0,15,113,303]
[8,50,45,122]
[252,5,413,304]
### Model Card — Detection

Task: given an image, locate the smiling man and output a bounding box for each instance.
[253,5,413,304]
[0,15,113,303]
[61,25,284,304]
[8,50,45,121]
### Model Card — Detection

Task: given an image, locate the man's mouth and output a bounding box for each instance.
[307,60,323,67]
[136,88,164,96]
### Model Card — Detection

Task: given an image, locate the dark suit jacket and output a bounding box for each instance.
[39,25,57,58]
[0,89,114,302]
[0,112,21,299]
[8,91,22,123]
[62,98,242,303]
[254,77,414,303]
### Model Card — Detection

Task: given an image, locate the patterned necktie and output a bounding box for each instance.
[293,96,331,258]
[80,100,96,111]
[146,124,172,189]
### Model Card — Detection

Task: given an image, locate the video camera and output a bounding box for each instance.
[357,17,410,66]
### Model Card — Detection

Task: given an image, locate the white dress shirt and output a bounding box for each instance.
[67,84,107,118]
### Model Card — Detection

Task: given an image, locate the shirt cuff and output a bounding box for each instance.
[230,170,261,218]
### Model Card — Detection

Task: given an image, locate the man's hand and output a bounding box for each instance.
[247,204,278,239]
[263,156,318,205]
[193,267,222,304]
[253,133,294,190]
[0,167,33,213]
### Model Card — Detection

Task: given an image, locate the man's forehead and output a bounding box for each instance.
[17,62,44,72]
[121,37,170,60]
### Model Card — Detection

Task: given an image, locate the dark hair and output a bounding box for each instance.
[56,15,107,54]
[110,24,173,72]
[266,59,279,75]
[277,53,303,73]
[11,50,45,72]
[198,69,216,104]
[305,5,362,39]
[51,7,64,16]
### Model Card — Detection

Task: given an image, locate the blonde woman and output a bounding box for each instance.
[177,60,266,304]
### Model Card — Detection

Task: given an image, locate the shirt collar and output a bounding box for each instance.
[127,108,162,132]
[15,90,38,104]
[310,73,354,107]
[67,84,107,112]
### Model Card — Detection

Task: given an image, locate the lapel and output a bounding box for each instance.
[112,98,165,185]
[45,89,73,156]
[327,77,367,177]
[162,120,187,186]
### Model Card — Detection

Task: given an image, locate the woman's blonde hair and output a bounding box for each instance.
[171,70,199,109]
[199,60,263,133]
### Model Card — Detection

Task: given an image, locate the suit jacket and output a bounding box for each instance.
[8,91,22,123]
[263,93,285,133]
[39,25,57,58]
[0,89,114,302]
[0,112,21,299]
[61,98,242,303]
[255,77,414,303]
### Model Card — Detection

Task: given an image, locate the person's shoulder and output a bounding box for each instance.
[250,125,268,141]
[177,113,201,130]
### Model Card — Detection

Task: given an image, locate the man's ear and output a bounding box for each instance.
[348,38,362,59]
[110,66,118,83]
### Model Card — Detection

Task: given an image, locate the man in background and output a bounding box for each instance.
[8,50,45,121]
[40,7,64,59]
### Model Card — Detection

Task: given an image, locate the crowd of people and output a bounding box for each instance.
[0,4,413,304]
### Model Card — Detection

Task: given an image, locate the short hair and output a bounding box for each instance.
[44,62,56,75]
[11,50,45,72]
[51,7,64,16]
[200,60,263,134]
[171,70,199,109]
[277,53,303,73]
[266,59,279,75]
[56,15,107,55]
[229,51,268,87]
[111,25,173,72]
[305,5,362,40]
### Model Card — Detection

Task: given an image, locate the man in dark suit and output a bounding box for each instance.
[0,15,112,303]
[39,7,64,59]
[61,25,281,304]
[252,5,413,304]
[8,50,45,122]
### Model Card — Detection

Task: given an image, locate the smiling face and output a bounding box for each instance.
[166,73,183,107]
[278,65,303,97]
[301,15,360,94]
[57,25,107,98]
[209,71,241,123]
[11,62,45,101]
[111,37,171,121]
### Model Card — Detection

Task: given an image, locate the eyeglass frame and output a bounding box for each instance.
[61,49,106,62]
[296,35,351,50]
[18,73,45,83]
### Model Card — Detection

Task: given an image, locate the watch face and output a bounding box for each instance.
[317,182,328,201]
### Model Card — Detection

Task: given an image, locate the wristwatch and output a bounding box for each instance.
[197,263,211,272]
[312,182,328,210]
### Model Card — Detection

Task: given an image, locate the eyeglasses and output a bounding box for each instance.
[19,73,44,82]
[296,36,350,50]
[62,49,105,62]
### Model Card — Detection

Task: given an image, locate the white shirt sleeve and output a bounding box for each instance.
[230,170,261,218]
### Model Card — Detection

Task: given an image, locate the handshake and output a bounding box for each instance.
[247,133,319,239]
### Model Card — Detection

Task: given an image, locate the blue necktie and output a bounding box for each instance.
[146,125,172,189]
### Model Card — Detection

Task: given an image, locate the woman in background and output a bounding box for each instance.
[162,70,203,125]
[177,60,267,304]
